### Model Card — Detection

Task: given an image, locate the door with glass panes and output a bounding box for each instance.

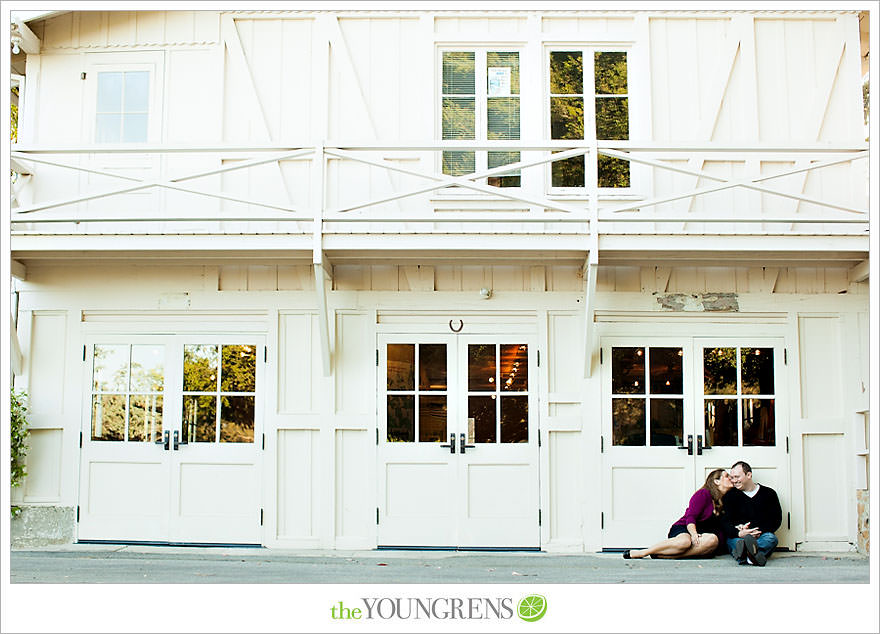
[601,338,789,549]
[78,336,263,544]
[377,334,539,548]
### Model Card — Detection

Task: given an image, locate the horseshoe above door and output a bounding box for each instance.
[449,319,464,333]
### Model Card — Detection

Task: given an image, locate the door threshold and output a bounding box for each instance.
[377,546,542,552]
[77,540,263,548]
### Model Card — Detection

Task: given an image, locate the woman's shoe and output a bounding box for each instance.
[622,550,632,559]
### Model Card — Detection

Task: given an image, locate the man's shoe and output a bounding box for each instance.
[733,539,747,564]
[743,535,765,566]
[622,550,631,559]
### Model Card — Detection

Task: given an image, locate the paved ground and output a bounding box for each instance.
[9,544,870,584]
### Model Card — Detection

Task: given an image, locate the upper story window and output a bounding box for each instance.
[441,50,521,188]
[95,70,150,143]
[549,49,630,190]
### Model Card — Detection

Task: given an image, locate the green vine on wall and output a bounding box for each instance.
[11,389,30,517]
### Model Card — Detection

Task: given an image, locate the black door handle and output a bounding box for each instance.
[460,433,475,454]
[155,430,170,450]
[173,429,188,450]
[440,433,456,454]
[678,434,693,456]
[697,434,711,455]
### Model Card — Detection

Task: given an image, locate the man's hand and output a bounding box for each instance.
[737,522,761,538]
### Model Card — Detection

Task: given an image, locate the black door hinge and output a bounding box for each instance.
[537,350,540,367]
[787,512,791,530]
[786,436,789,453]
[376,507,380,525]
[376,350,379,367]
[600,348,603,364]
[601,512,604,529]
[784,348,788,365]
[537,430,541,448]
[601,435,604,453]
[79,432,83,448]
[83,345,87,361]
[375,428,379,445]
[538,509,542,526]
[260,509,264,526]
[76,506,80,522]
[264,346,267,363]
[262,433,265,450]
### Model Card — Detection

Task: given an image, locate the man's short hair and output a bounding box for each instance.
[731,460,752,474]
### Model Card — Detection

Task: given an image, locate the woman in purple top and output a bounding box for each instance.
[622,468,733,560]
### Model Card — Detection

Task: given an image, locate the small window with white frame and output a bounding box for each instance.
[547,48,630,192]
[440,48,522,189]
[95,70,150,143]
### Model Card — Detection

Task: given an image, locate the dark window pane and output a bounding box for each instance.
[743,399,775,446]
[443,51,475,94]
[93,344,130,392]
[550,97,584,140]
[219,395,255,443]
[469,396,497,443]
[704,348,737,395]
[92,394,126,441]
[487,151,521,187]
[128,394,163,442]
[650,398,683,447]
[387,395,414,442]
[650,347,683,394]
[183,395,216,443]
[183,344,219,392]
[612,398,645,446]
[500,344,528,392]
[130,345,164,392]
[387,344,414,390]
[419,344,447,391]
[598,155,630,188]
[442,97,475,139]
[487,97,520,140]
[468,344,497,391]
[442,150,476,176]
[595,97,629,140]
[741,348,774,395]
[419,395,447,442]
[552,154,585,188]
[487,51,519,94]
[501,396,528,443]
[221,345,256,392]
[550,51,583,94]
[705,398,738,447]
[594,51,627,94]
[612,347,645,394]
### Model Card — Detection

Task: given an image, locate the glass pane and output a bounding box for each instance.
[487,97,520,140]
[387,395,414,442]
[704,348,737,395]
[612,398,645,446]
[552,154,585,188]
[419,344,447,391]
[442,150,476,176]
[442,51,475,94]
[549,51,583,94]
[598,155,630,188]
[219,395,255,443]
[595,97,628,140]
[500,344,528,392]
[469,396,496,443]
[96,72,123,112]
[95,113,122,143]
[594,51,627,94]
[705,399,738,447]
[93,344,130,392]
[387,344,414,390]
[130,345,164,392]
[487,51,519,94]
[91,394,126,441]
[183,344,219,391]
[468,344,496,391]
[128,394,163,442]
[183,395,216,443]
[500,396,528,443]
[650,398,683,446]
[550,97,584,140]
[743,399,775,446]
[612,347,645,394]
[487,151,521,187]
[122,113,148,142]
[650,347,683,394]
[419,396,447,442]
[442,97,475,140]
[221,344,256,392]
[123,71,150,111]
[741,348,774,395]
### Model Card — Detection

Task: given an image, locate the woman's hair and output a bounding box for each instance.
[702,468,727,516]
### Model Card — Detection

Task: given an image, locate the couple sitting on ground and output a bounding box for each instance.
[623,461,781,566]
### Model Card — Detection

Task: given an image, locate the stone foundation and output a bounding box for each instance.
[856,489,869,555]
[10,506,76,548]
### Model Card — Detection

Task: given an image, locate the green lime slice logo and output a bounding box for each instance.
[517,595,547,622]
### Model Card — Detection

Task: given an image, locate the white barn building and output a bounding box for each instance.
[8,8,871,553]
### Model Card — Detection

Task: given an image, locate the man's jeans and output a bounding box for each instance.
[727,532,779,560]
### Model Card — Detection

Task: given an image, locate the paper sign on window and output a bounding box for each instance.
[468,417,476,444]
[488,67,511,97]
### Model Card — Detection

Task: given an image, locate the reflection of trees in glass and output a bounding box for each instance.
[612,398,645,446]
[500,396,527,443]
[91,345,164,442]
[387,395,414,442]
[469,396,496,443]
[704,348,737,394]
[743,399,775,446]
[741,348,774,394]
[649,398,682,446]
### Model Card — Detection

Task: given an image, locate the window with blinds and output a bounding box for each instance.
[441,50,521,188]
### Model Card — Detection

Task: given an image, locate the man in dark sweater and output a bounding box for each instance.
[721,460,782,566]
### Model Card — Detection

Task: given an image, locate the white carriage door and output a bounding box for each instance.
[377,336,458,547]
[169,340,264,544]
[456,336,539,548]
[78,340,172,542]
[601,342,697,548]
[695,339,791,548]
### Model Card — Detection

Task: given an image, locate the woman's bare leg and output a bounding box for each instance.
[652,534,719,559]
[628,534,691,559]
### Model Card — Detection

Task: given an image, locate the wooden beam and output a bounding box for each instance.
[848,259,869,283]
[10,260,26,280]
[9,314,23,376]
[583,262,598,378]
[11,18,40,55]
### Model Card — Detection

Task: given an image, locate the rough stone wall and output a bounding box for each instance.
[10,506,76,548]
[856,489,870,555]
